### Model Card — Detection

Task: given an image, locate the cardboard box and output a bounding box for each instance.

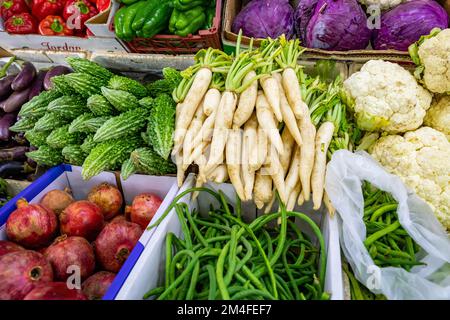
[85,1,120,38]
[0,164,179,300]
[223,0,414,63]
[114,174,344,300]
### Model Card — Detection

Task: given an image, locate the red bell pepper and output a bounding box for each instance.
[38,15,73,36]
[4,12,37,34]
[0,0,29,21]
[31,0,65,21]
[96,0,109,12]
[63,0,98,31]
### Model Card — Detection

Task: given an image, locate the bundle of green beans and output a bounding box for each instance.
[143,187,330,300]
[362,182,424,271]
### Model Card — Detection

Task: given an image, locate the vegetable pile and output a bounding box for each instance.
[114,0,217,41]
[1,0,105,37]
[144,187,329,300]
[232,0,449,52]
[173,35,359,212]
[0,182,163,300]
[12,57,177,180]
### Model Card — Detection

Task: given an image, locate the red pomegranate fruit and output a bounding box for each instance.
[23,282,87,300]
[0,250,53,300]
[40,188,74,216]
[44,235,95,281]
[110,215,127,224]
[82,271,116,300]
[94,220,143,272]
[60,200,104,241]
[88,183,123,220]
[0,240,24,257]
[127,193,162,229]
[6,199,58,248]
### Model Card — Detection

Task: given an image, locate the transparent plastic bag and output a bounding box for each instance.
[325,150,450,300]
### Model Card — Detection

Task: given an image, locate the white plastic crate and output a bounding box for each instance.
[0,165,179,300]
[115,173,344,300]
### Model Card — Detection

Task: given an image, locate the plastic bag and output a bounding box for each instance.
[325,150,450,300]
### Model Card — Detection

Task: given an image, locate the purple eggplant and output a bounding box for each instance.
[0,113,17,141]
[0,75,15,100]
[28,70,47,100]
[0,87,31,113]
[0,146,29,161]
[11,62,36,91]
[0,161,25,177]
[44,66,72,90]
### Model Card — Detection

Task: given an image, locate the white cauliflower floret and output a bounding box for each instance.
[411,28,450,94]
[424,95,450,139]
[358,0,405,10]
[344,60,432,133]
[370,127,450,230]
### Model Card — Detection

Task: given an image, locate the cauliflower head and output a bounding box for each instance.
[344,60,432,133]
[410,28,450,94]
[424,95,450,139]
[358,0,405,10]
[370,127,450,230]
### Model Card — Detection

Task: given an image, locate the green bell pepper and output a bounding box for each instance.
[169,6,206,37]
[141,0,173,38]
[204,4,215,29]
[114,5,128,40]
[132,0,159,31]
[120,0,141,4]
[173,0,206,11]
[122,1,148,41]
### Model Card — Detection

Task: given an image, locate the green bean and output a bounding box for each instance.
[216,242,231,299]
[175,204,193,249]
[165,233,174,289]
[282,242,301,300]
[143,286,165,299]
[193,218,231,232]
[149,187,222,229]
[375,244,413,260]
[224,226,239,284]
[364,220,401,247]
[274,274,294,300]
[374,257,425,267]
[186,260,200,300]
[231,289,275,300]
[364,189,382,207]
[185,203,209,248]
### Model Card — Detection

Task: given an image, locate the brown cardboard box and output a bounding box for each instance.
[223,0,415,63]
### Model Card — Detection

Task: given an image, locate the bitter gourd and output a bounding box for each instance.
[69,113,110,133]
[25,129,51,147]
[82,135,143,180]
[66,57,113,82]
[101,87,139,112]
[130,147,176,175]
[146,93,176,160]
[46,125,84,149]
[120,158,137,180]
[87,94,116,116]
[62,145,87,166]
[81,135,97,154]
[64,73,105,98]
[51,75,77,96]
[47,95,86,119]
[18,90,62,118]
[108,75,148,99]
[138,97,154,110]
[9,117,36,132]
[33,113,70,132]
[26,145,64,167]
[93,107,149,143]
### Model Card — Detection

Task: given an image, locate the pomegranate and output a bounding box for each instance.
[23,282,87,300]
[40,188,74,216]
[110,215,127,224]
[60,200,104,241]
[88,183,123,220]
[0,250,53,300]
[6,199,58,248]
[127,193,162,229]
[82,271,115,300]
[94,220,142,272]
[0,240,24,257]
[44,236,95,281]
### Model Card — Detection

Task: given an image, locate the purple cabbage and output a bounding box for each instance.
[295,0,372,51]
[372,0,449,51]
[232,0,295,39]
